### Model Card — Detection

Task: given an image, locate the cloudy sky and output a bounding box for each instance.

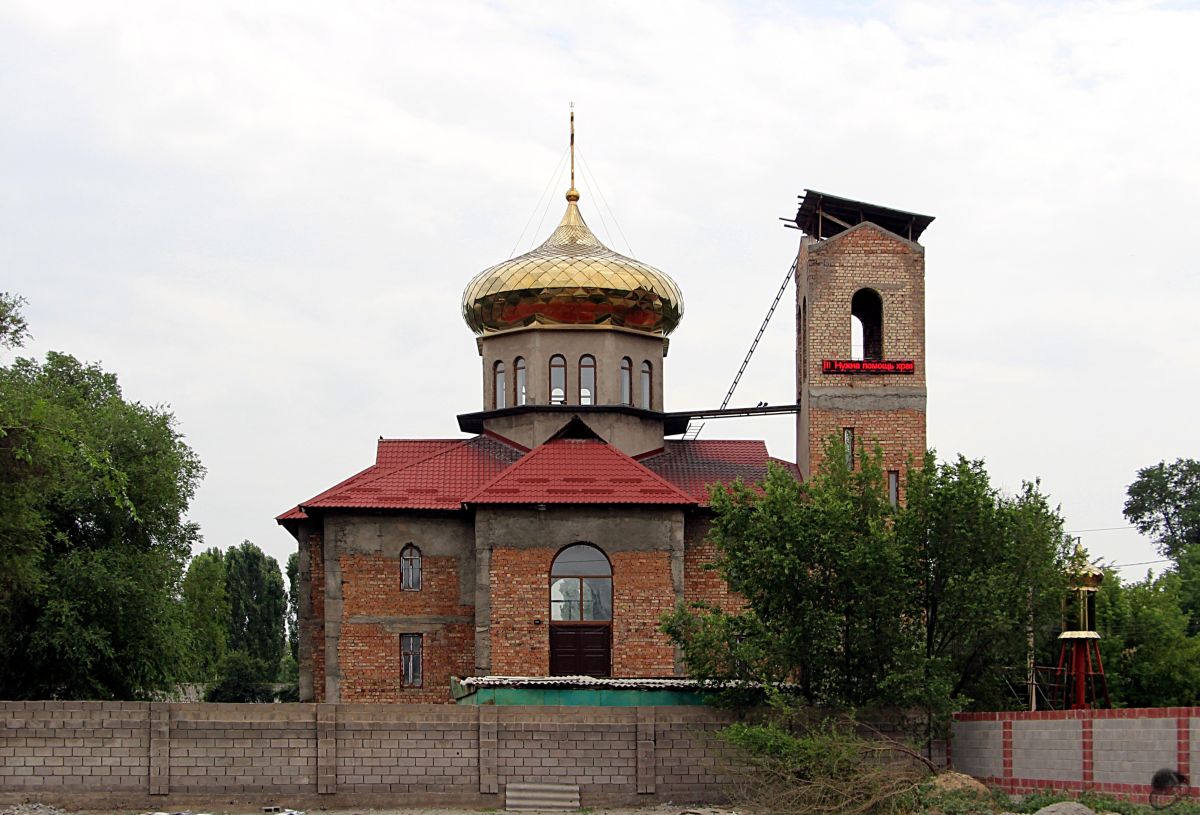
[4,1,1198,582]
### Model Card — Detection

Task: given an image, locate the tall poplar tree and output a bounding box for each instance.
[224,540,286,680]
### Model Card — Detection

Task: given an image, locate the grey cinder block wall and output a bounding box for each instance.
[952,707,1198,803]
[0,702,737,808]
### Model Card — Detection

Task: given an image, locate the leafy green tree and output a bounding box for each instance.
[204,650,274,703]
[181,547,230,680]
[1124,458,1200,560]
[1097,568,1200,707]
[286,550,299,664]
[895,457,1069,710]
[0,292,30,350]
[665,445,908,706]
[225,540,286,680]
[663,438,1069,714]
[0,350,203,699]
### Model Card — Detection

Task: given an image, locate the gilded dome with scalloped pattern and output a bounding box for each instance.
[462,191,684,335]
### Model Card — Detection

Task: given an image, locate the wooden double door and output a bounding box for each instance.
[549,624,611,677]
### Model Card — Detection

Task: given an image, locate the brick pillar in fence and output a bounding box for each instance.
[149,703,169,796]
[316,703,336,794]
[637,707,655,794]
[479,706,498,795]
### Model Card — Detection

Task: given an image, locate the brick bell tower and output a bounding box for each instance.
[791,190,934,501]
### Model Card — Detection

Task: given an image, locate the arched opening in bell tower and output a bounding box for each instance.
[850,288,883,361]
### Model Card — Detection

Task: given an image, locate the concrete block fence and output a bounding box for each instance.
[0,702,737,807]
[952,708,1198,803]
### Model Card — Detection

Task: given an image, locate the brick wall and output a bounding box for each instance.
[338,552,475,703]
[795,223,927,480]
[952,708,1199,803]
[806,407,925,492]
[489,547,555,675]
[0,702,739,807]
[683,518,745,613]
[611,550,676,676]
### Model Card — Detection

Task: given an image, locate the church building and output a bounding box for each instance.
[277,135,933,704]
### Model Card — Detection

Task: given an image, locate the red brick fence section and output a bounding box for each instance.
[951,708,1198,802]
[0,702,736,807]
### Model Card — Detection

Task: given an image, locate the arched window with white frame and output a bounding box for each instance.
[401,544,422,591]
[579,355,596,405]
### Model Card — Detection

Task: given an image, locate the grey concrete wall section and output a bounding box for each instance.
[1094,718,1176,786]
[1012,720,1082,783]
[949,721,1003,780]
[480,409,667,459]
[474,532,493,675]
[324,521,344,703]
[476,506,683,554]
[806,386,928,412]
[296,523,314,703]
[480,326,666,412]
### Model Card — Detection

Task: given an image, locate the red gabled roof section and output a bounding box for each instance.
[376,439,461,467]
[639,439,794,506]
[277,505,307,521]
[278,436,524,515]
[466,439,697,505]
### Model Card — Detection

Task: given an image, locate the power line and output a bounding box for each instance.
[1103,558,1169,569]
[1065,525,1135,534]
[509,146,569,259]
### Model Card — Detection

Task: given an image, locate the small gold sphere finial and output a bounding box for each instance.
[565,187,580,202]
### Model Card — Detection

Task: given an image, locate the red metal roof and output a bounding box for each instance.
[284,436,522,514]
[639,439,787,506]
[466,439,696,505]
[278,434,793,521]
[375,439,461,467]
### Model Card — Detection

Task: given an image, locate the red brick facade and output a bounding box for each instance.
[611,550,676,676]
[335,551,475,703]
[489,547,555,676]
[683,518,744,614]
[797,222,927,482]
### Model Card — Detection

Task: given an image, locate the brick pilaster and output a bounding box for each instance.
[316,703,336,794]
[149,703,169,795]
[637,707,656,794]
[479,706,498,795]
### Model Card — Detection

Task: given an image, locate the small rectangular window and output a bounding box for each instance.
[888,471,899,507]
[843,428,855,469]
[401,634,422,687]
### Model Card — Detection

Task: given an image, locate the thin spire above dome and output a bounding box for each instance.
[461,107,684,336]
[566,103,580,203]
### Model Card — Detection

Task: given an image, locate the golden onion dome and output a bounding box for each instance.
[462,190,684,335]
